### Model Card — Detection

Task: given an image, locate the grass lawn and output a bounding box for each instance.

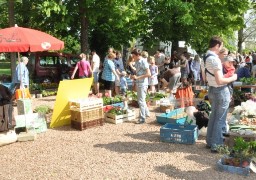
[0,61,11,75]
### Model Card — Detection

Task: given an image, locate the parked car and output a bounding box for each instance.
[27,52,80,83]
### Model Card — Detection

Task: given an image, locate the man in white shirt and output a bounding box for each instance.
[204,36,237,153]
[91,50,100,94]
[154,50,165,73]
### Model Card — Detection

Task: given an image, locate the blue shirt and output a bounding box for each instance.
[120,76,127,89]
[102,59,116,81]
[114,59,123,72]
[236,67,251,81]
[13,62,29,87]
[135,58,149,87]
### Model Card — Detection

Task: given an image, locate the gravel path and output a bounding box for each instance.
[1,96,255,179]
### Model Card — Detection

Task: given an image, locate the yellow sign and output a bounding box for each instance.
[50,78,93,128]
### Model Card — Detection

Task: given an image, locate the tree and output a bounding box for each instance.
[143,0,250,54]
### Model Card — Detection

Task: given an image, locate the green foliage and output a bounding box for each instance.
[103,95,123,106]
[240,77,256,85]
[152,92,167,100]
[29,82,43,92]
[34,105,52,114]
[217,137,256,160]
[108,107,126,115]
[41,90,57,97]
[0,0,252,55]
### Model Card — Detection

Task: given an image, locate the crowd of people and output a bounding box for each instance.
[12,37,256,151]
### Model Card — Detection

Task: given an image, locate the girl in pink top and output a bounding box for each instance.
[71,53,92,79]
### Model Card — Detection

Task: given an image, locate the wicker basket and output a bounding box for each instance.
[70,107,104,122]
[71,118,104,131]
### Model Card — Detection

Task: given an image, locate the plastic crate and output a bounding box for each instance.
[160,123,198,144]
[69,98,103,111]
[112,102,124,108]
[71,118,104,131]
[157,108,187,124]
[216,158,251,176]
[70,107,104,122]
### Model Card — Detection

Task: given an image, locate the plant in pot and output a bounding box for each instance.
[217,137,256,168]
[33,105,53,123]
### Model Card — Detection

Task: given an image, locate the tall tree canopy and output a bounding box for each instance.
[0,0,252,57]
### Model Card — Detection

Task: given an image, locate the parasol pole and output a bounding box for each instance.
[18,52,28,133]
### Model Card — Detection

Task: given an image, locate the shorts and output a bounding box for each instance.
[103,80,115,90]
[93,72,99,83]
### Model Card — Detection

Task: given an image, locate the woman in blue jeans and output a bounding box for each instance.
[131,49,151,124]
[203,36,237,153]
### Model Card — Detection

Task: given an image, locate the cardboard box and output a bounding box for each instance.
[17,99,33,115]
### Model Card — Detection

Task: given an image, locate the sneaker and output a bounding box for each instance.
[135,120,145,124]
[222,133,230,137]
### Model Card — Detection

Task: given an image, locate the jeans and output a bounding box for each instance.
[206,85,230,149]
[136,85,150,122]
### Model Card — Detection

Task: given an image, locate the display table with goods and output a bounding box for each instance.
[225,100,256,147]
[69,97,104,130]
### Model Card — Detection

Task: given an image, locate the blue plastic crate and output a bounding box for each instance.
[216,158,250,176]
[160,123,198,144]
[156,108,187,125]
[112,102,124,108]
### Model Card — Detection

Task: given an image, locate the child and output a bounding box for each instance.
[223,55,235,78]
[148,56,158,93]
[120,71,128,95]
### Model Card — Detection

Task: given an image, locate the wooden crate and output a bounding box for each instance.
[105,110,135,124]
[71,118,104,131]
[70,107,104,122]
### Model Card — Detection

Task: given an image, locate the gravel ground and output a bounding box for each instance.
[1,96,255,180]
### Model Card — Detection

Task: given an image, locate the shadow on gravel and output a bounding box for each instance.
[94,139,212,155]
[38,98,56,102]
[124,131,160,142]
[154,164,214,179]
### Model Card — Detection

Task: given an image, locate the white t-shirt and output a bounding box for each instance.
[92,54,100,72]
[204,50,223,87]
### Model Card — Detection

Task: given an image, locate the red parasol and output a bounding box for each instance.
[0,25,64,52]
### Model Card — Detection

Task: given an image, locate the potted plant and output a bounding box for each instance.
[217,137,256,168]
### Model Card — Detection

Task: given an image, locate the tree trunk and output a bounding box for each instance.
[79,0,89,53]
[237,28,244,54]
[8,0,17,82]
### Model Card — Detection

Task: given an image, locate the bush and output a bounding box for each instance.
[34,105,52,114]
